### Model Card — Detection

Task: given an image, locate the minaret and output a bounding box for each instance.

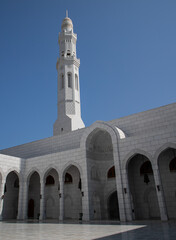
[53,13,85,135]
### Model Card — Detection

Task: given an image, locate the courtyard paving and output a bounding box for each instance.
[0,220,175,240]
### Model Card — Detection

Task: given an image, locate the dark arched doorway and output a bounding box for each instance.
[158,148,176,219]
[27,171,40,219]
[28,199,34,218]
[2,171,19,219]
[44,168,59,219]
[63,165,82,220]
[128,154,160,220]
[108,191,119,220]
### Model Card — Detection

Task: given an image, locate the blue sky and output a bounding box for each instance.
[0,0,176,149]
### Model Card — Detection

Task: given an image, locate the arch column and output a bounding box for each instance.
[0,180,5,220]
[59,176,64,221]
[21,180,28,219]
[113,149,126,221]
[17,179,24,220]
[39,180,45,220]
[121,169,133,221]
[153,163,168,221]
[81,161,90,221]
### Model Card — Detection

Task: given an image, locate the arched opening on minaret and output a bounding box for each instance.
[86,128,119,220]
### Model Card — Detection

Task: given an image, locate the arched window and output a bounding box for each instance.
[169,157,176,172]
[140,161,153,175]
[67,50,71,56]
[14,178,19,188]
[64,172,73,183]
[140,161,153,185]
[107,166,116,178]
[75,74,79,90]
[45,175,55,185]
[61,74,64,89]
[68,73,72,88]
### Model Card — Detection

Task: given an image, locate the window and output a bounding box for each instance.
[61,74,64,89]
[140,161,153,175]
[67,50,71,56]
[61,51,64,57]
[169,157,176,172]
[140,161,153,185]
[75,74,79,90]
[45,175,55,185]
[107,166,116,178]
[64,172,73,183]
[68,73,72,88]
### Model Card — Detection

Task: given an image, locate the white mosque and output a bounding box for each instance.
[0,15,176,222]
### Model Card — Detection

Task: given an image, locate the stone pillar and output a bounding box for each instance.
[114,149,126,221]
[17,179,24,220]
[121,169,133,221]
[39,180,45,220]
[81,169,90,221]
[59,176,64,221]
[153,165,168,221]
[22,181,28,219]
[0,180,5,220]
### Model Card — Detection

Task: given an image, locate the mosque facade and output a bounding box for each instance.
[0,16,176,222]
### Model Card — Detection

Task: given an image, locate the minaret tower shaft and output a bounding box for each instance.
[53,14,85,135]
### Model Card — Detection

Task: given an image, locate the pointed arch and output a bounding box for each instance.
[80,121,125,150]
[4,168,21,182]
[61,161,83,180]
[154,142,176,165]
[43,165,60,181]
[26,168,41,183]
[122,149,153,171]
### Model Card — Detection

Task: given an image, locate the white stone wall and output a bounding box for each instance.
[0,103,175,221]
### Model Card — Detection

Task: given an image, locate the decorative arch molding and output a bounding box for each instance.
[154,142,176,165]
[42,165,60,181]
[122,149,153,171]
[45,195,55,207]
[64,194,73,205]
[61,161,83,180]
[26,167,41,184]
[4,168,21,182]
[0,168,5,180]
[80,121,126,150]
